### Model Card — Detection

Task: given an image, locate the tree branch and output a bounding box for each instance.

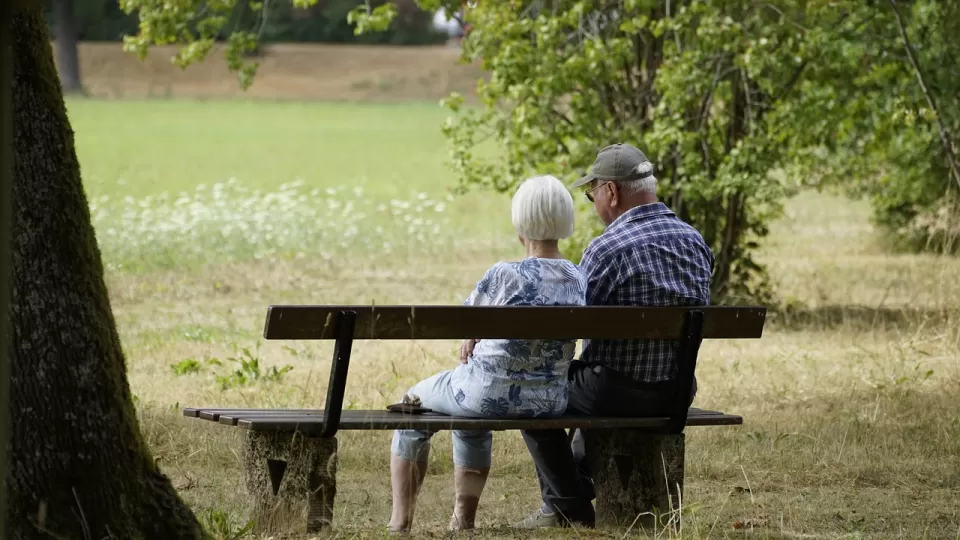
[889,0,960,190]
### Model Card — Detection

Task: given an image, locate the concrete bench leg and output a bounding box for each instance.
[244,431,338,534]
[588,430,685,530]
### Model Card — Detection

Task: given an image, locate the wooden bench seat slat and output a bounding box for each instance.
[191,408,320,422]
[264,305,766,341]
[217,410,323,426]
[183,407,318,421]
[186,407,731,420]
[183,407,741,432]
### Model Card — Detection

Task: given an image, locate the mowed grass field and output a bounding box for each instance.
[66,44,960,540]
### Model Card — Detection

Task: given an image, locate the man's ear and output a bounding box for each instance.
[607,182,619,208]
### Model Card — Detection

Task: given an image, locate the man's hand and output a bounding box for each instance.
[459,338,480,363]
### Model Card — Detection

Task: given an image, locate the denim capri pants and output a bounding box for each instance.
[390,370,492,469]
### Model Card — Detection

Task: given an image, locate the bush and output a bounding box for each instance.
[435,1,861,304]
[258,0,447,45]
[54,0,446,45]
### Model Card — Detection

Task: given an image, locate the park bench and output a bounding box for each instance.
[184,304,766,534]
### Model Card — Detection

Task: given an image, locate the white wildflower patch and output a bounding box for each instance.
[89,179,461,274]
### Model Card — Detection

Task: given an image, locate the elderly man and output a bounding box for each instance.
[514,143,715,529]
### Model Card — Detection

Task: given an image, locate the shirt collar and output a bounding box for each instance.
[606,202,674,231]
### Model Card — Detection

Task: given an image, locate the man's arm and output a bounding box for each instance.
[579,241,620,307]
[578,242,621,363]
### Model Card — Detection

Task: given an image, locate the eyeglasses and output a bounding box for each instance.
[584,181,612,202]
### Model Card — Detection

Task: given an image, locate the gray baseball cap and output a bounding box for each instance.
[572,143,653,188]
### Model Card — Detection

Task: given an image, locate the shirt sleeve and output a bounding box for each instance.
[463,263,502,306]
[463,288,480,306]
[579,240,619,306]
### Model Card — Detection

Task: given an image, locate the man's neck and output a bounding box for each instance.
[625,194,659,208]
[610,195,660,223]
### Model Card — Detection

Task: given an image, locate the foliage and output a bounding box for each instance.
[432,0,960,295]
[48,0,443,43]
[171,358,205,375]
[108,0,444,88]
[436,1,883,304]
[198,508,255,540]
[256,0,446,46]
[213,344,295,390]
[809,0,960,253]
[169,348,294,390]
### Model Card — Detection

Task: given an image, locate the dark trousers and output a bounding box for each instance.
[520,361,696,522]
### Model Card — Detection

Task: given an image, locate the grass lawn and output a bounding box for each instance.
[68,96,960,540]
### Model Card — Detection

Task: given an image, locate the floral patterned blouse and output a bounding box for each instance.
[449,258,587,417]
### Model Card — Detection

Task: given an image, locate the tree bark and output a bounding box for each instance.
[51,0,82,94]
[1,1,15,536]
[6,4,206,539]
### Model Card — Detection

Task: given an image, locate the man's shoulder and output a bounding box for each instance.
[628,212,712,253]
[583,227,630,260]
[584,217,713,274]
[586,214,702,252]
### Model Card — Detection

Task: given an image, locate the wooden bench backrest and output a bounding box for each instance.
[263,305,766,340]
[263,304,767,438]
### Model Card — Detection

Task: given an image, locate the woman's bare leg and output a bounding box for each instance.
[449,465,490,530]
[388,454,429,533]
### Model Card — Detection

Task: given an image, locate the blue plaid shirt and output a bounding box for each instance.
[579,202,714,383]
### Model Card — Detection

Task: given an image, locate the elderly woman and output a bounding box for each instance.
[388,175,587,533]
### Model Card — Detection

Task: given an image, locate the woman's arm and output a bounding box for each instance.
[459,263,504,363]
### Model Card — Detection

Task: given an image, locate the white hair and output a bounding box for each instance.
[614,161,657,196]
[511,174,575,241]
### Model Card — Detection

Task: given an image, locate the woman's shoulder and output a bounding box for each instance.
[474,260,524,289]
[480,260,515,279]
[539,258,587,279]
[493,258,584,275]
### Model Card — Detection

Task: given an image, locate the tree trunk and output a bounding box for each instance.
[1,0,15,533]
[52,0,82,94]
[6,4,206,539]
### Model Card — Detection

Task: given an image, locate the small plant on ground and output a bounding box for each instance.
[170,355,227,376]
[199,507,255,540]
[215,343,294,390]
[170,358,203,376]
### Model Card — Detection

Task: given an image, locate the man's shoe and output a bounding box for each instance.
[512,507,561,529]
[512,505,596,529]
